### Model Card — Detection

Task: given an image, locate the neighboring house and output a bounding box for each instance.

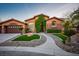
[0,14,64,33]
[0,18,27,33]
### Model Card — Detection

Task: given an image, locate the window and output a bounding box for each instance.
[52,21,56,27]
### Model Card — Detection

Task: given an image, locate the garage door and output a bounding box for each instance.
[5,25,22,33]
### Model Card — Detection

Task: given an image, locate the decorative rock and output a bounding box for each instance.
[71,34,79,44]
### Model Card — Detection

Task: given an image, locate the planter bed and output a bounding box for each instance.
[53,33,68,43]
[0,34,47,47]
[52,34,79,54]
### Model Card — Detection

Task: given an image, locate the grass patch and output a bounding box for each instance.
[53,33,68,43]
[13,34,40,41]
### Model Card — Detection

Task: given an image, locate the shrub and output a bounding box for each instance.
[13,35,30,41]
[64,29,76,37]
[47,29,61,33]
[25,28,31,33]
[29,34,40,39]
[13,34,40,41]
[53,33,68,43]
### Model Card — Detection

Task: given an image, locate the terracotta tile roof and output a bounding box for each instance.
[47,17,63,21]
[25,17,35,22]
[0,21,1,24]
[25,14,49,21]
[0,18,25,25]
[33,14,49,18]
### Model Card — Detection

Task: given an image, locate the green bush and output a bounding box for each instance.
[47,29,61,33]
[25,28,31,33]
[35,15,46,32]
[29,34,40,39]
[53,33,68,43]
[64,29,76,37]
[13,34,40,41]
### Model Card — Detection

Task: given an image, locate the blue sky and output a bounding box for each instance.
[0,3,79,21]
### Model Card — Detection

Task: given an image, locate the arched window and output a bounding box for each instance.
[51,21,57,27]
[52,21,56,25]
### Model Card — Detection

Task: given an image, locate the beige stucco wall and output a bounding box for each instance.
[25,18,37,32]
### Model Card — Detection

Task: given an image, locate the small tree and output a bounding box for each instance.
[35,14,46,32]
[70,8,79,31]
[62,8,79,43]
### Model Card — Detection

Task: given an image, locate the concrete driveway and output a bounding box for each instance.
[0,33,79,56]
[0,34,19,43]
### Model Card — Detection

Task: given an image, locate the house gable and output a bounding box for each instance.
[0,18,26,28]
[47,17,63,24]
[46,17,63,30]
[0,18,25,25]
[34,14,49,19]
[47,17,63,21]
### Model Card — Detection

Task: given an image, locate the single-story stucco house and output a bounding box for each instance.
[0,14,64,33]
[25,14,64,32]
